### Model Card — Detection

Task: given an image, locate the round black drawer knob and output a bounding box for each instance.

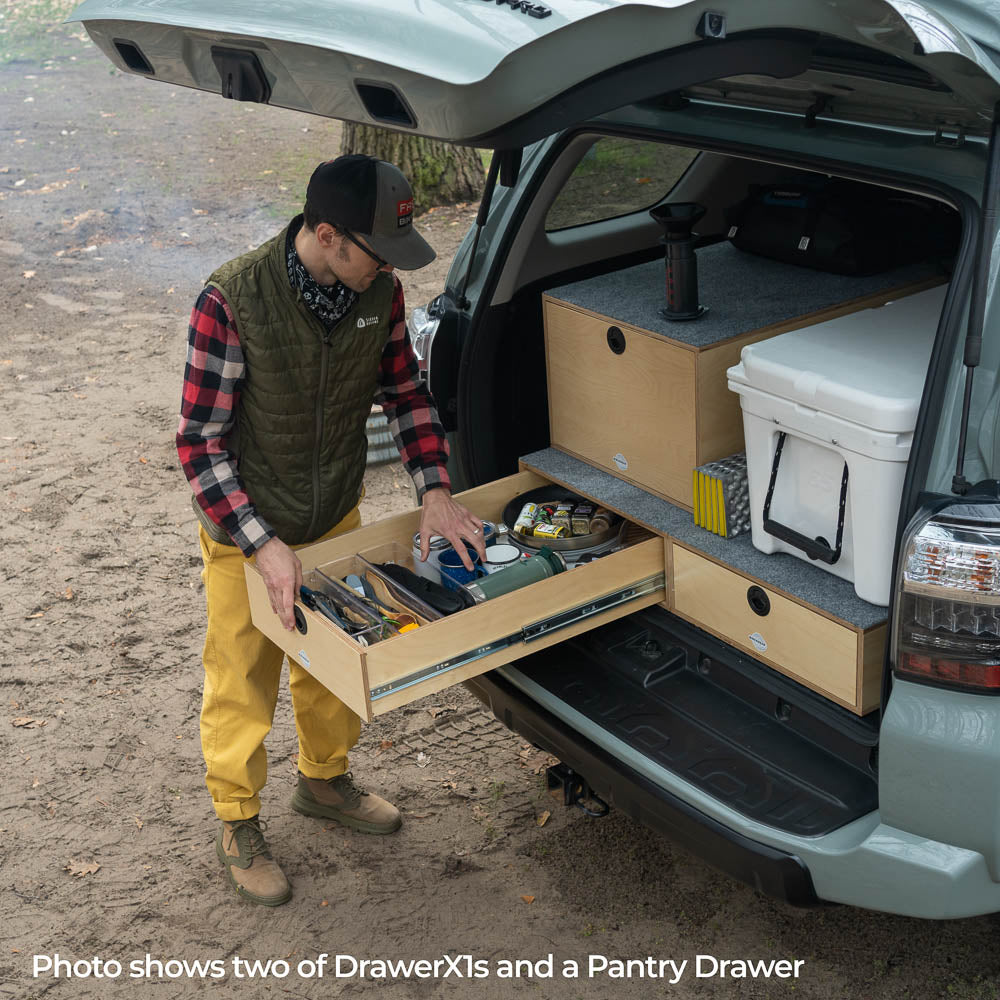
[607,326,626,354]
[747,586,770,617]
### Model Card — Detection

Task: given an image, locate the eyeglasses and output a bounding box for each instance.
[340,229,391,271]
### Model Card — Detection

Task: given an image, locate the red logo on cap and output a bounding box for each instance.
[397,199,413,217]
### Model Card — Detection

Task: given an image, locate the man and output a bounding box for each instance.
[177,154,485,906]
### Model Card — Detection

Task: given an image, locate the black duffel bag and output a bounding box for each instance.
[725,177,958,275]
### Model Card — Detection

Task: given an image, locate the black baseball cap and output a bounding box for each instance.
[305,154,435,270]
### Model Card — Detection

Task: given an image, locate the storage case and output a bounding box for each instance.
[727,285,946,606]
[543,248,940,509]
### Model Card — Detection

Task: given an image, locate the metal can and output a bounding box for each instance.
[553,502,574,531]
[512,502,538,536]
[532,522,569,540]
[411,532,452,584]
[571,503,595,536]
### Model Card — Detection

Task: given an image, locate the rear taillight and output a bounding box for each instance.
[893,507,1000,692]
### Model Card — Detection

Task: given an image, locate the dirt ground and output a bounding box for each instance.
[3,9,1000,1000]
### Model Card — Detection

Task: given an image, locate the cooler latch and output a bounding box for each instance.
[762,431,849,565]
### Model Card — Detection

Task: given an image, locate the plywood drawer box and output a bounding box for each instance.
[670,542,885,715]
[245,470,666,721]
[543,261,940,511]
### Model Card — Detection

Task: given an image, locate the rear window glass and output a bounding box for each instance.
[546,137,698,232]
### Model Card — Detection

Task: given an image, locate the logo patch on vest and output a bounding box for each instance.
[357,316,379,329]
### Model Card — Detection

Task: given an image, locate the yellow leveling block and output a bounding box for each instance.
[692,452,750,538]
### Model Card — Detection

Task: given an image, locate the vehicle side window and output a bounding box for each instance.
[545,137,698,232]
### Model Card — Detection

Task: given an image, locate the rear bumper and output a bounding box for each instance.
[465,671,821,907]
[468,668,1000,918]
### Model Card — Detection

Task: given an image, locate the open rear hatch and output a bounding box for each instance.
[69,0,1000,145]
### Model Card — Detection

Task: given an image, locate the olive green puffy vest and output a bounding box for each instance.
[207,219,394,545]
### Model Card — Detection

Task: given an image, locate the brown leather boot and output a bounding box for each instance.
[291,772,402,834]
[215,816,292,906]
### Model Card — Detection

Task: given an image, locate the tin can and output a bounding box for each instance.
[513,502,538,536]
[553,502,574,531]
[532,522,569,540]
[571,503,595,536]
[411,532,452,584]
[535,504,556,525]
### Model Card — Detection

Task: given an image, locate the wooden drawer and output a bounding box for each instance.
[543,280,940,511]
[245,470,666,721]
[670,542,884,715]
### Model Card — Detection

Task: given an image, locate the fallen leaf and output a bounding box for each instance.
[12,717,46,728]
[65,860,100,878]
[379,739,393,750]
[166,287,175,294]
[22,270,35,279]
[73,393,86,399]
[64,587,74,600]
[31,778,39,788]
[138,456,148,464]
[521,895,535,904]
[427,706,447,718]
[320,899,329,907]
[415,751,428,768]
[25,612,44,620]
[134,816,143,831]
[636,176,652,184]
[537,810,551,827]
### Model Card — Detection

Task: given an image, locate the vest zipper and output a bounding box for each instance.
[308,329,332,541]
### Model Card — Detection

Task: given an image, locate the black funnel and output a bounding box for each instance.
[649,202,708,321]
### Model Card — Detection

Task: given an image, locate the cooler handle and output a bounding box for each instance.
[761,431,848,566]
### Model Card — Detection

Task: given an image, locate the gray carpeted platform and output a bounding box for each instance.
[521,447,888,629]
[547,244,940,348]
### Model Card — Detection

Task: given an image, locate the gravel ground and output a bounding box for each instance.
[2,8,1000,1000]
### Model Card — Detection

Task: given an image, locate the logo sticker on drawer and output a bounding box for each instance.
[298,650,311,668]
[748,632,768,653]
[613,453,629,471]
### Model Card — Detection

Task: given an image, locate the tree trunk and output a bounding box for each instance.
[341,124,484,210]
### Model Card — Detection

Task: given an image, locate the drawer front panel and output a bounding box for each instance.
[246,471,666,719]
[672,544,859,707]
[545,299,697,506]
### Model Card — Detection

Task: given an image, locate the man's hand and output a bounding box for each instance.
[254,536,303,632]
[418,488,487,571]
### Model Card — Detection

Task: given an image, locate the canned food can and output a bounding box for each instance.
[513,502,538,536]
[553,503,574,531]
[571,503,594,536]
[532,522,569,539]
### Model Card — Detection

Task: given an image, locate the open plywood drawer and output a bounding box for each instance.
[245,470,666,721]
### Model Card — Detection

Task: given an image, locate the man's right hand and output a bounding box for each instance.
[254,537,303,632]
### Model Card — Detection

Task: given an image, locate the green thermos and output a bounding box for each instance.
[463,547,566,603]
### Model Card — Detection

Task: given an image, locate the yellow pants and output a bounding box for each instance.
[198,506,363,821]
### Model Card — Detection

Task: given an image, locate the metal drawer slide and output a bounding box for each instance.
[369,573,665,702]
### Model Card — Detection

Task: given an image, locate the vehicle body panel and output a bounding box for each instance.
[69,0,1000,142]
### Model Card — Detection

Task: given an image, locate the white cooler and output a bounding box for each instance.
[727,285,946,606]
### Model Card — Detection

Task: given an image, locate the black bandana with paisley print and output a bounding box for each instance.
[286,220,359,332]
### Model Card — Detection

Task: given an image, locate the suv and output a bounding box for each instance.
[71,0,1000,918]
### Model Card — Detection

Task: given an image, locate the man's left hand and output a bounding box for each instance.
[417,488,487,570]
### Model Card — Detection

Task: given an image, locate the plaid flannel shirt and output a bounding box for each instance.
[176,273,450,556]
